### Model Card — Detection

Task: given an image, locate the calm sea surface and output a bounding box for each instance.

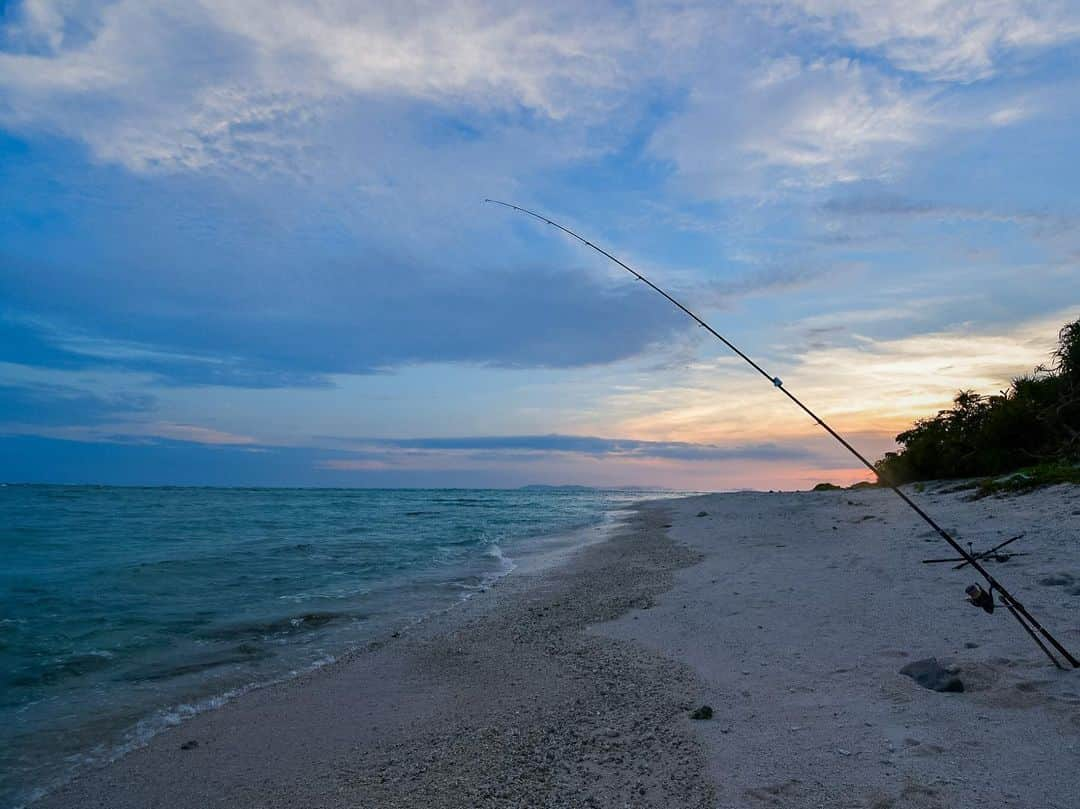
[0,484,687,807]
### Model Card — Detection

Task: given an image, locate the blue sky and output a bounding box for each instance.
[2,0,1079,488]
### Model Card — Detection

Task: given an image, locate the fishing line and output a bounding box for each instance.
[485,198,1078,670]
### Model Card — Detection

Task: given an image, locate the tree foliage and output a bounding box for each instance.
[874,317,1080,484]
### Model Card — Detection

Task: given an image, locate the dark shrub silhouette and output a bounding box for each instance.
[875,317,1080,484]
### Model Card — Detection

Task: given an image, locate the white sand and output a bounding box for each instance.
[603,483,1080,808]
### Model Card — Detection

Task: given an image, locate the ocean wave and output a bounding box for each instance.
[484,543,516,574]
[119,646,272,683]
[200,611,354,641]
[9,650,117,688]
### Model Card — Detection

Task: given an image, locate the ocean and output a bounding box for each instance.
[0,484,686,808]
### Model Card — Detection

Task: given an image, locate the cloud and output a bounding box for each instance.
[0,431,870,488]
[822,192,1053,226]
[755,0,1080,82]
[601,307,1079,445]
[1,251,690,385]
[647,3,1077,196]
[2,1,1068,197]
[650,57,937,193]
[0,313,334,388]
[127,422,256,445]
[0,2,700,387]
[708,263,828,298]
[339,434,815,462]
[3,1,1072,191]
[0,425,827,489]
[0,380,154,425]
[0,0,651,173]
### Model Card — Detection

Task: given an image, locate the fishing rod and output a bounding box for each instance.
[485,198,1079,670]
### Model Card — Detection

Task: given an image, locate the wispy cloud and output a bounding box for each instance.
[602,308,1079,444]
[132,422,256,446]
[331,434,815,462]
[651,57,938,192]
[822,193,1056,227]
[754,0,1080,81]
[0,380,154,425]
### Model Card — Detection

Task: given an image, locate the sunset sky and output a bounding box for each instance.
[2,1,1079,488]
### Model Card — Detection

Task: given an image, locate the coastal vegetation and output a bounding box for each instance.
[874,317,1080,490]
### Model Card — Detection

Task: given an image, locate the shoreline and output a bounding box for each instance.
[6,490,657,809]
[33,501,717,808]
[32,483,1080,808]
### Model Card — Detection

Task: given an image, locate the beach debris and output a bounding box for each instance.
[696,511,709,518]
[966,583,995,614]
[923,551,1031,565]
[922,533,1025,564]
[954,533,1026,569]
[991,552,1029,562]
[180,739,199,750]
[689,705,713,720]
[487,198,1080,671]
[900,658,964,693]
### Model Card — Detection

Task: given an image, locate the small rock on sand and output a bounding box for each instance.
[899,658,964,693]
[690,705,713,720]
[180,740,198,750]
[696,511,709,518]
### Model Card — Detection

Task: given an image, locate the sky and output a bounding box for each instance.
[1,0,1079,489]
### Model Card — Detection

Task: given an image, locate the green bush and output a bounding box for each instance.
[973,462,1080,498]
[875,317,1080,485]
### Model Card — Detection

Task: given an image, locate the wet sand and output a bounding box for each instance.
[35,483,1080,808]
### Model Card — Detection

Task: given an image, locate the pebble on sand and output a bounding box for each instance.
[690,705,713,720]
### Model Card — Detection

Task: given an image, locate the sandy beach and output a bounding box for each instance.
[35,484,1080,809]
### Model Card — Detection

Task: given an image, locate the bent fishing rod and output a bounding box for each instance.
[485,198,1078,670]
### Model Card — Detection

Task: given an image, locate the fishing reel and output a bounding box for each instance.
[965,583,995,614]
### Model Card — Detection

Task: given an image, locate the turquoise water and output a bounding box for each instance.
[0,484,683,807]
